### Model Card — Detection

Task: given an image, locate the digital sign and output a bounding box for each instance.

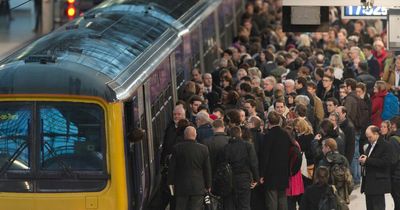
[342,6,388,19]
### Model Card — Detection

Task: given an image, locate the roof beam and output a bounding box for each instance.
[283,0,400,7]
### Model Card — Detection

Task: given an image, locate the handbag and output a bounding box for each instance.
[300,152,309,178]
[204,192,223,210]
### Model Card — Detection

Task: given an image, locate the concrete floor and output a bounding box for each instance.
[0,10,38,60]
[349,185,394,210]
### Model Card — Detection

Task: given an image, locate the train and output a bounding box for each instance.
[0,0,244,209]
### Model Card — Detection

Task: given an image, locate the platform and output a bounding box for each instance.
[349,186,394,209]
[0,9,39,60]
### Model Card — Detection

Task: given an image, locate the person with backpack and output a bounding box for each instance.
[359,125,392,210]
[204,119,230,178]
[319,138,353,204]
[260,111,291,210]
[371,81,387,127]
[223,126,259,210]
[311,119,345,167]
[355,61,376,96]
[389,117,400,210]
[381,90,400,121]
[300,166,349,210]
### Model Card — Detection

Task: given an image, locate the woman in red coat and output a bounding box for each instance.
[370,81,387,127]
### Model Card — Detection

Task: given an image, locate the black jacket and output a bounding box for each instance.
[311,133,345,168]
[260,62,277,78]
[224,138,259,181]
[389,131,400,182]
[319,151,350,171]
[300,184,330,210]
[203,132,230,176]
[361,138,392,195]
[167,140,212,196]
[356,72,376,96]
[161,122,178,165]
[367,56,381,79]
[196,123,214,144]
[297,133,315,165]
[261,126,291,190]
[319,86,339,102]
[339,119,356,163]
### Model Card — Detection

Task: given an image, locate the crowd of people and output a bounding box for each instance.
[162,0,400,210]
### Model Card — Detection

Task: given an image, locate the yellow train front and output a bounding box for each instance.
[0,0,244,209]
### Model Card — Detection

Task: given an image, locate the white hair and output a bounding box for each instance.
[284,79,295,87]
[295,95,310,106]
[196,111,212,124]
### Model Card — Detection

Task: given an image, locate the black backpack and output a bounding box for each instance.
[212,147,233,196]
[318,185,349,210]
[288,143,302,176]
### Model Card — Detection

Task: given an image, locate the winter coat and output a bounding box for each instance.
[356,72,376,96]
[261,126,291,190]
[361,138,392,195]
[389,131,400,182]
[343,91,359,127]
[203,132,229,176]
[383,63,399,89]
[196,123,214,144]
[370,90,387,127]
[339,119,356,164]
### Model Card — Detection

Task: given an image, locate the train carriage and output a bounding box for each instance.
[0,0,243,209]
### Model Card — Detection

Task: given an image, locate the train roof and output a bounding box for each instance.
[0,0,221,102]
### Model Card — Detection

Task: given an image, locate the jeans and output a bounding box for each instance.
[351,133,361,184]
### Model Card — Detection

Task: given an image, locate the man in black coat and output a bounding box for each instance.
[356,61,376,96]
[336,106,356,168]
[389,118,400,210]
[359,125,392,210]
[260,111,291,210]
[224,126,260,210]
[159,105,186,210]
[161,105,186,166]
[168,126,212,210]
[203,119,229,176]
[362,44,381,79]
[203,73,222,112]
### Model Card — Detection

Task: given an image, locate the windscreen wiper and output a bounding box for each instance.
[42,141,75,178]
[0,142,28,177]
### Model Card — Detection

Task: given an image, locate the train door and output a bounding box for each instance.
[124,87,150,210]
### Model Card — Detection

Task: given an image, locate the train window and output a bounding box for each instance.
[0,102,107,192]
[202,13,218,73]
[222,0,234,26]
[0,103,32,192]
[202,13,216,53]
[190,27,201,68]
[38,102,105,171]
[37,102,107,192]
[183,35,193,73]
[234,0,243,13]
[174,43,186,90]
[149,58,174,174]
[150,58,171,103]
